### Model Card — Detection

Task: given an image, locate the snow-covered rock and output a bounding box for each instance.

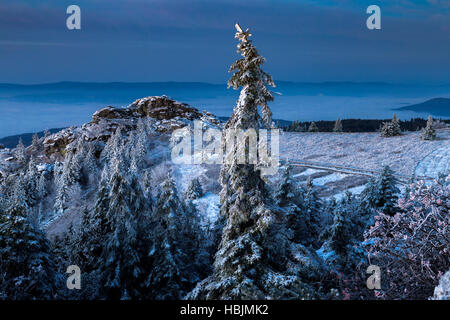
[36,163,53,173]
[43,95,222,156]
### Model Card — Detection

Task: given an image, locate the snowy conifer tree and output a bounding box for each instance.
[15,138,27,165]
[421,115,436,140]
[185,177,204,200]
[99,156,151,299]
[333,117,343,133]
[274,164,302,207]
[135,132,147,168]
[288,120,303,132]
[30,133,41,152]
[146,174,203,299]
[187,25,315,300]
[141,169,155,208]
[392,113,400,131]
[54,151,82,216]
[37,172,48,200]
[101,127,123,165]
[328,208,352,256]
[36,172,48,225]
[183,199,211,276]
[381,114,402,137]
[134,118,148,168]
[317,192,371,275]
[0,187,59,299]
[81,170,112,273]
[274,165,319,245]
[308,122,319,132]
[302,177,322,247]
[361,165,400,216]
[23,157,39,207]
[84,143,97,171]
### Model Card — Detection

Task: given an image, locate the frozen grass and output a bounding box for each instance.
[311,173,349,186]
[333,185,367,201]
[415,144,450,178]
[280,129,450,177]
[292,168,322,178]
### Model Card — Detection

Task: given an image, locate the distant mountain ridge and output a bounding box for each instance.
[396,98,450,117]
[1,81,450,100]
[1,81,449,139]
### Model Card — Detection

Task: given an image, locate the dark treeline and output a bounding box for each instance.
[0,129,64,149]
[282,118,450,133]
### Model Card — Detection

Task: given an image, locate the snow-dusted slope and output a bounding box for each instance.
[280,129,450,177]
[280,129,449,197]
[415,144,450,178]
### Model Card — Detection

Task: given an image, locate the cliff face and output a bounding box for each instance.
[43,95,221,156]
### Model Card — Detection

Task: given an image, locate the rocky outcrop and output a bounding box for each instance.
[91,96,204,123]
[43,127,78,155]
[43,95,221,156]
[129,96,204,121]
[92,106,131,122]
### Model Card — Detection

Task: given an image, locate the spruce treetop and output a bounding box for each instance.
[227,24,275,129]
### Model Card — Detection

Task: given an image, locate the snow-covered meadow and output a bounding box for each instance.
[280,129,450,177]
[174,128,449,205]
[278,128,449,197]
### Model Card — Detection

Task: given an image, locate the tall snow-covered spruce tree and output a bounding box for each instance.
[146,174,204,299]
[187,24,316,300]
[98,150,151,299]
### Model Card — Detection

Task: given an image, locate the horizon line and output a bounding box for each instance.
[1,80,450,87]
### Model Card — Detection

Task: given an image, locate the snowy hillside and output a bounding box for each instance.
[0,24,448,302]
[280,129,450,198]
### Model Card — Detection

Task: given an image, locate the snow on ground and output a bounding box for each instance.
[311,172,349,186]
[280,129,449,198]
[292,168,322,178]
[174,164,207,192]
[169,128,448,211]
[193,192,220,226]
[174,163,220,225]
[333,185,367,201]
[415,144,450,178]
[280,129,450,177]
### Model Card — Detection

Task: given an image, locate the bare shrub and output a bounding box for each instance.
[365,178,449,299]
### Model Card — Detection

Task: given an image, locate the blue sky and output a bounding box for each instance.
[0,0,449,84]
